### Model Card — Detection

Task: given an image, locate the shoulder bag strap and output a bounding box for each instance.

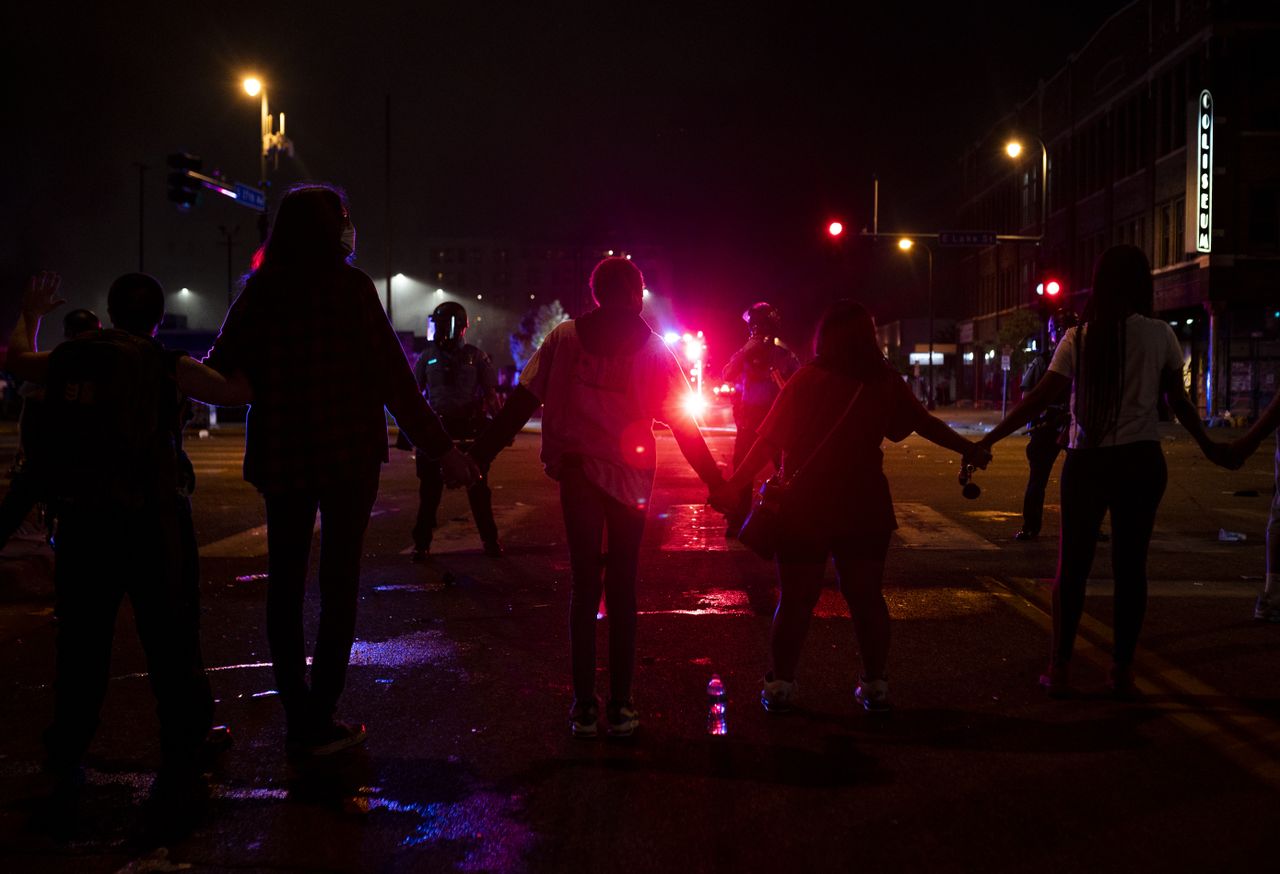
[782,381,865,489]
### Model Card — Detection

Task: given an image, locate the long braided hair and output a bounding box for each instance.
[1072,244,1154,447]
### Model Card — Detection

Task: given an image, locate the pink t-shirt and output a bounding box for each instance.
[519,320,692,509]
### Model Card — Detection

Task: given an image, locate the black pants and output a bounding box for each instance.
[729,411,779,526]
[412,452,497,550]
[560,463,647,704]
[0,466,42,548]
[1053,441,1167,669]
[45,499,213,778]
[263,477,379,734]
[1021,427,1063,536]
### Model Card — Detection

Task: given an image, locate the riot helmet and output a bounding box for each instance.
[742,302,781,341]
[1048,309,1078,345]
[430,301,469,349]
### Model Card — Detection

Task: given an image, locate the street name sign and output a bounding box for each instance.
[234,183,266,211]
[939,230,998,247]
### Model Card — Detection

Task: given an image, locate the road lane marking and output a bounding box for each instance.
[398,502,539,555]
[201,521,315,559]
[980,574,1280,791]
[893,503,999,551]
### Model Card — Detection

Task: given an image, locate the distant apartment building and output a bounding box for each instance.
[951,0,1280,418]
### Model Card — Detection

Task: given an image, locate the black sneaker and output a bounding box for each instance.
[1013,529,1038,541]
[854,677,891,714]
[411,547,430,562]
[198,725,233,769]
[606,700,640,737]
[569,698,599,739]
[482,539,504,558]
[288,720,368,757]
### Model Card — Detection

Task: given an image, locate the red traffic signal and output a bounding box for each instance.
[1036,278,1063,297]
[827,221,844,238]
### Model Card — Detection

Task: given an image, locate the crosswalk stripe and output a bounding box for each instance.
[980,574,1280,792]
[397,502,539,555]
[893,502,999,551]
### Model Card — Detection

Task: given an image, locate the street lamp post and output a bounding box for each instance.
[242,76,292,243]
[1004,137,1048,239]
[1006,136,1051,356]
[898,237,935,410]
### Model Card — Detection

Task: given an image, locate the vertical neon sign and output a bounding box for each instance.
[1195,90,1213,253]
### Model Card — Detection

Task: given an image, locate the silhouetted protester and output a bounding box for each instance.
[710,300,990,714]
[1013,309,1077,541]
[470,257,725,738]
[1225,391,1280,621]
[204,184,476,757]
[979,245,1230,698]
[721,302,799,535]
[6,271,251,829]
[0,307,100,550]
[410,301,503,559]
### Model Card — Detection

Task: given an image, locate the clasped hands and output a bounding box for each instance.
[440,447,484,488]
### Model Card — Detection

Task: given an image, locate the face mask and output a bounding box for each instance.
[340,223,357,256]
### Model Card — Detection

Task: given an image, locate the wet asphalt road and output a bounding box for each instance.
[0,417,1278,873]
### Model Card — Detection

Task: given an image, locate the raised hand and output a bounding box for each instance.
[23,271,66,321]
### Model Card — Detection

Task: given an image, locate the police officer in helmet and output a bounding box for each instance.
[722,301,799,535]
[411,301,503,559]
[1015,308,1080,541]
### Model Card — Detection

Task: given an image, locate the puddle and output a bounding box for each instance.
[381,790,535,870]
[659,504,731,552]
[219,782,535,871]
[638,588,752,617]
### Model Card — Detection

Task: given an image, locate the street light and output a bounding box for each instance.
[1003,137,1048,239]
[241,74,293,242]
[897,236,935,409]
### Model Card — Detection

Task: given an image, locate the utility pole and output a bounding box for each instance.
[218,225,240,308]
[135,162,148,270]
[384,93,393,325]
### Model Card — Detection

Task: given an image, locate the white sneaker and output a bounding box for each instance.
[760,674,797,713]
[1254,596,1280,623]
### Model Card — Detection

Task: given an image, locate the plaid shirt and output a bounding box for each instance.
[205,265,452,493]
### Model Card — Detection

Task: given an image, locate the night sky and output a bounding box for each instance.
[6,1,1124,356]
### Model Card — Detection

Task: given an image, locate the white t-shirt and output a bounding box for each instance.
[520,320,691,509]
[1048,314,1184,448]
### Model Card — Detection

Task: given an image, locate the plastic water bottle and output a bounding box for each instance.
[706,674,727,736]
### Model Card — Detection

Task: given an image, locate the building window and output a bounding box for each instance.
[1158,204,1172,267]
[1173,198,1185,259]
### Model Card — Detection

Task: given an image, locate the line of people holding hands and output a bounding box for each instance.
[7,182,1278,834]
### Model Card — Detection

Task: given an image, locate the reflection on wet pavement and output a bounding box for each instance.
[639,588,752,617]
[17,764,534,873]
[659,504,731,552]
[349,630,464,670]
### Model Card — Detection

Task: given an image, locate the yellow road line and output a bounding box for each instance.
[979,574,1280,791]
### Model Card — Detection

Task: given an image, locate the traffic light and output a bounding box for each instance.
[827,220,845,238]
[1035,277,1063,299]
[166,152,203,209]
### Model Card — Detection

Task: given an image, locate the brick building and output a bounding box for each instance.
[952,0,1280,418]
